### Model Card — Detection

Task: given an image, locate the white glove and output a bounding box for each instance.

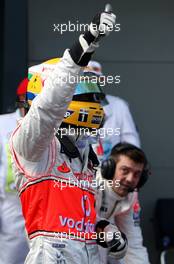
[96,220,128,260]
[104,223,128,259]
[89,12,116,38]
[69,7,116,66]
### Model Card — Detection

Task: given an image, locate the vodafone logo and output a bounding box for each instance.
[59,195,94,233]
[81,195,91,217]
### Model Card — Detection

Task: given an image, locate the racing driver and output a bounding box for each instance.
[10,6,127,264]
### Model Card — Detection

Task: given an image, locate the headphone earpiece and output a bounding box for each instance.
[101,158,116,180]
[136,168,149,189]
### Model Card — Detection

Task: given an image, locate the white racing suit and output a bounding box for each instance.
[10,50,101,264]
[0,111,29,264]
[96,174,150,264]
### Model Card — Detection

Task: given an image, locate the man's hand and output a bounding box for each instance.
[89,12,116,38]
[69,5,116,66]
[96,220,128,260]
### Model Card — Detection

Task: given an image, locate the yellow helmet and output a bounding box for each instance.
[27,58,105,129]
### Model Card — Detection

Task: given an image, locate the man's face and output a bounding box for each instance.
[112,155,144,197]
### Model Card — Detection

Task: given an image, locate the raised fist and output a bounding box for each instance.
[89,12,116,38]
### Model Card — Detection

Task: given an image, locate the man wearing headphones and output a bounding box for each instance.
[96,142,151,264]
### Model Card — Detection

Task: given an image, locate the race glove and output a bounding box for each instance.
[69,5,116,66]
[95,220,128,260]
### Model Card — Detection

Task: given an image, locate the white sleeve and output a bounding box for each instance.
[115,209,150,264]
[12,49,80,162]
[119,101,141,148]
